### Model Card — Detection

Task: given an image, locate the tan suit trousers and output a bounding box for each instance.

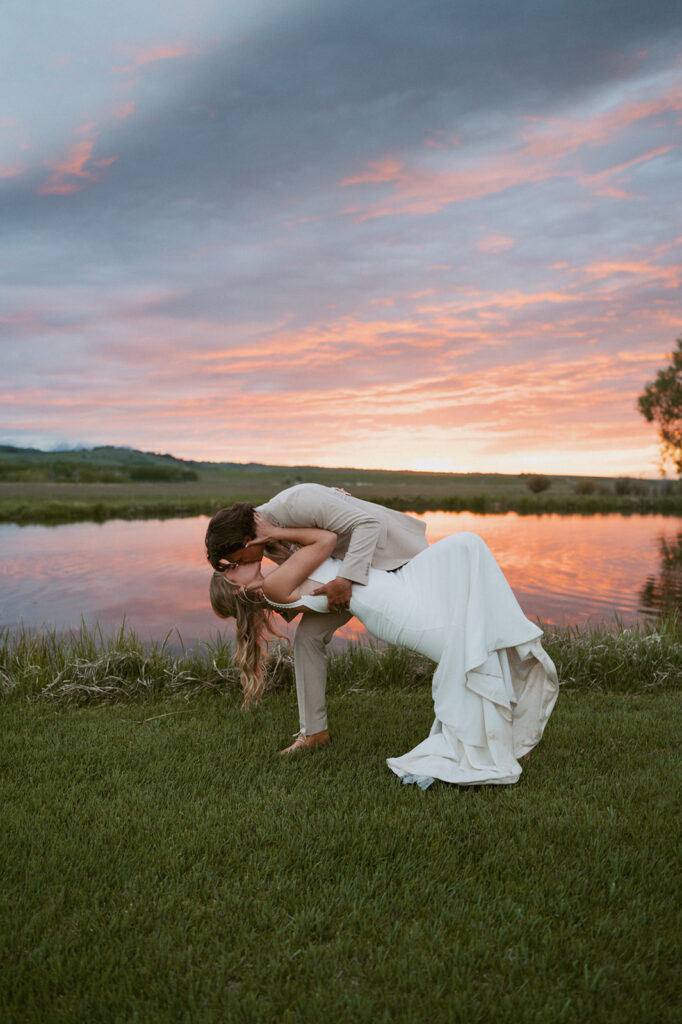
[293,607,352,735]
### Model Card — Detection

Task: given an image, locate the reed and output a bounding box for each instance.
[0,622,239,705]
[1,463,682,526]
[541,612,682,694]
[1,615,680,706]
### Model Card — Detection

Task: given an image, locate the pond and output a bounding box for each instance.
[1,512,681,648]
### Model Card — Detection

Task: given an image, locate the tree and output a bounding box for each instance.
[638,337,682,474]
[526,475,551,494]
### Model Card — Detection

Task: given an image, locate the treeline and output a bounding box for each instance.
[0,460,197,483]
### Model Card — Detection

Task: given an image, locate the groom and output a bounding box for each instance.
[205,483,428,753]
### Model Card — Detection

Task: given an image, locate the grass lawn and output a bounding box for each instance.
[2,463,681,524]
[1,674,680,1023]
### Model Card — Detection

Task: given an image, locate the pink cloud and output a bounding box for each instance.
[6,232,680,476]
[48,138,97,177]
[37,133,117,195]
[577,144,675,198]
[339,78,682,219]
[71,255,681,409]
[154,344,662,472]
[112,101,136,120]
[476,234,515,255]
[36,181,83,196]
[581,258,681,290]
[6,357,661,474]
[113,42,195,73]
[340,156,405,186]
[38,138,98,195]
[341,154,551,217]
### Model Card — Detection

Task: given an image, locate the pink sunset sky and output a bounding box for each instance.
[1,0,681,475]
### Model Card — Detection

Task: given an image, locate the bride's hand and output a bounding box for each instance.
[245,511,281,546]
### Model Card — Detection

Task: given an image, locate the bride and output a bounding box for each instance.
[210,520,559,787]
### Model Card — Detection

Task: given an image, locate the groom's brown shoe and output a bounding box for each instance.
[280,729,331,755]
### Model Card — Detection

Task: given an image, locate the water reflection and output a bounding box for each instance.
[639,531,682,617]
[0,512,680,647]
[418,511,682,626]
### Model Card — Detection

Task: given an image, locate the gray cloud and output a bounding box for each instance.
[1,0,680,469]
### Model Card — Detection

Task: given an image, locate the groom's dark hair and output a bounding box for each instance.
[205,502,256,570]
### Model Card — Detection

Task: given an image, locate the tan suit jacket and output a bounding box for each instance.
[257,483,428,584]
[257,484,428,736]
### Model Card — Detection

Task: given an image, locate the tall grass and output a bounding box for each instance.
[0,622,237,704]
[1,615,680,706]
[542,612,682,694]
[3,489,682,525]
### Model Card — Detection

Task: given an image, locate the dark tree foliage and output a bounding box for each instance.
[638,337,682,474]
[526,475,551,494]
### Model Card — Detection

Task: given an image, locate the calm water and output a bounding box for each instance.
[1,512,681,646]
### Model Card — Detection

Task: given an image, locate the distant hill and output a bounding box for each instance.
[0,444,194,466]
[0,443,676,494]
[0,444,266,472]
[1,443,680,525]
[0,443,356,484]
[0,444,202,483]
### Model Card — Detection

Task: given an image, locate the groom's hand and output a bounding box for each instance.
[312,576,352,612]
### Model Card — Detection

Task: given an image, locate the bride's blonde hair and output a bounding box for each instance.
[209,571,287,707]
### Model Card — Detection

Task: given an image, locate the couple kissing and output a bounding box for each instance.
[206,483,558,788]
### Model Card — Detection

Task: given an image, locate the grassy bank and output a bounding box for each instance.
[3,486,682,526]
[2,615,682,705]
[1,452,681,524]
[1,622,680,1023]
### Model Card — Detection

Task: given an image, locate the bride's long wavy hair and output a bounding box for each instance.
[209,571,287,707]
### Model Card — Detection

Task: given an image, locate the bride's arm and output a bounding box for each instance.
[250,512,337,550]
[261,528,337,604]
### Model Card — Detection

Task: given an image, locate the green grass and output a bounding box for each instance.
[2,615,681,706]
[1,624,681,1022]
[1,457,681,524]
[1,691,679,1023]
[3,488,682,525]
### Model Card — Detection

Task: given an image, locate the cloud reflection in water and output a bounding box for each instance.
[1,512,680,650]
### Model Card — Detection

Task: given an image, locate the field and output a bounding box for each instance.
[2,446,681,1020]
[1,444,681,524]
[1,623,680,1023]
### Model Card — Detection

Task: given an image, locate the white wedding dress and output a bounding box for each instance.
[267,533,559,787]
